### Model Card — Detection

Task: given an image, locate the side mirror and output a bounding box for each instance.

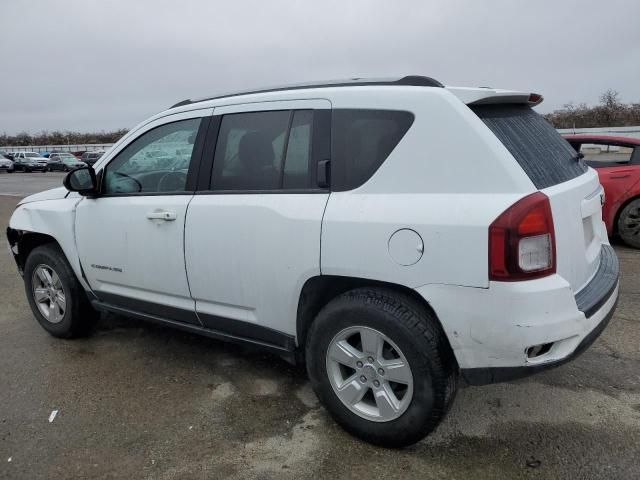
[63,166,98,196]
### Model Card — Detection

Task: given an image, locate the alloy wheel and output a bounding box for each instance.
[31,264,66,324]
[326,326,414,422]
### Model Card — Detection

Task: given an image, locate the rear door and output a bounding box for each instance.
[184,99,331,342]
[472,104,605,292]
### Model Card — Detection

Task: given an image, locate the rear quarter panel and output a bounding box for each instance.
[321,88,535,289]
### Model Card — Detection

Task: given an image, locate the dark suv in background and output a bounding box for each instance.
[81,151,105,166]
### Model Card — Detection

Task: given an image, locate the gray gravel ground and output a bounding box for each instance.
[0,188,639,479]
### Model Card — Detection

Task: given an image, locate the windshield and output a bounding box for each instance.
[25,153,42,158]
[0,154,8,160]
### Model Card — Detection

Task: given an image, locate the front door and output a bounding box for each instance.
[75,110,211,324]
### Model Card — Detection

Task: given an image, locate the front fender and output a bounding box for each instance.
[7,197,90,290]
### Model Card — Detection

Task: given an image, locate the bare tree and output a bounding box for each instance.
[545,90,640,128]
[0,129,129,147]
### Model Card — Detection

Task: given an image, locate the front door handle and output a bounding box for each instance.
[146,210,177,221]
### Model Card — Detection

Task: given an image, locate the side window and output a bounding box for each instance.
[580,144,633,166]
[103,118,201,194]
[283,110,314,189]
[211,110,314,191]
[331,109,414,191]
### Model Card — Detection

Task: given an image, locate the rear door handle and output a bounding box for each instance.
[146,210,177,221]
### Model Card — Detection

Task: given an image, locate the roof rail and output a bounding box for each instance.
[169,75,443,109]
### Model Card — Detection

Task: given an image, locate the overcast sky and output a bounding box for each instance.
[1,0,639,135]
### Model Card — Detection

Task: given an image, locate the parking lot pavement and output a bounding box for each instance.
[0,191,639,479]
[0,172,66,196]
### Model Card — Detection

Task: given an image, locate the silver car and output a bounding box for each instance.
[0,154,14,173]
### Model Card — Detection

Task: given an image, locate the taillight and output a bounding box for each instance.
[489,192,556,281]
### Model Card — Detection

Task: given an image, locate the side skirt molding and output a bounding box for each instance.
[91,300,297,363]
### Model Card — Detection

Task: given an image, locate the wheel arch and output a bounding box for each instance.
[8,229,61,273]
[296,275,457,367]
[8,199,90,291]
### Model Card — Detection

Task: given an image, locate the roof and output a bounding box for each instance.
[169,75,444,109]
[562,134,640,147]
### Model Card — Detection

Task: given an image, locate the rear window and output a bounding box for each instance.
[331,109,414,191]
[472,104,587,189]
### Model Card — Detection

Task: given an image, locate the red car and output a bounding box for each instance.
[564,135,640,248]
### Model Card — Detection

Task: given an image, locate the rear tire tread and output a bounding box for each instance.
[306,287,458,447]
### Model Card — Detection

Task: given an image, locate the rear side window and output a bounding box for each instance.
[211,110,314,191]
[331,109,414,191]
[472,104,587,189]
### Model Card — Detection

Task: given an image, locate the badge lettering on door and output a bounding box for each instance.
[91,264,123,273]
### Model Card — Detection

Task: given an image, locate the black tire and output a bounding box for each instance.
[306,288,458,447]
[618,198,640,249]
[24,243,98,338]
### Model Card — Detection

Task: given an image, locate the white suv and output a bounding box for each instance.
[7,76,619,447]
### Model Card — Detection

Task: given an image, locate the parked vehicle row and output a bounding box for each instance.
[7,76,619,447]
[0,151,90,172]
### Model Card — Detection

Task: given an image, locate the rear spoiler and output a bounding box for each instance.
[446,87,543,107]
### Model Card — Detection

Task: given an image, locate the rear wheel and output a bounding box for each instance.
[618,198,640,249]
[24,244,98,338]
[306,288,458,447]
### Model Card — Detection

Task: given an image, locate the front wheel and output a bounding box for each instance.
[24,244,99,338]
[306,288,458,447]
[618,198,640,249]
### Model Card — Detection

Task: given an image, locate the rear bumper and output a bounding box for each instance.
[415,245,620,384]
[461,287,618,385]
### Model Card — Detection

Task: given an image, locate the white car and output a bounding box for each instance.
[7,76,619,447]
[11,152,49,172]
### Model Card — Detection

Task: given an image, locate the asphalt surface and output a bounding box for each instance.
[0,172,66,196]
[0,179,639,479]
